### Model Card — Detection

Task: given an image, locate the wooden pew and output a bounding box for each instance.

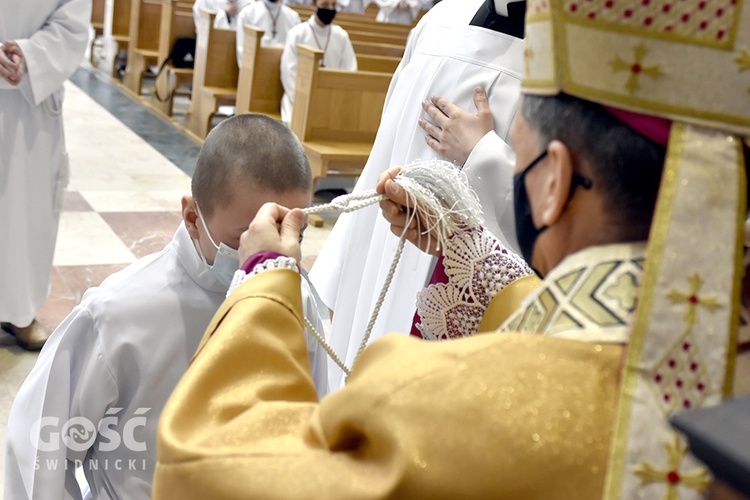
[290,45,391,184]
[187,10,239,139]
[92,0,106,33]
[122,0,161,97]
[351,40,404,58]
[103,0,132,77]
[151,0,195,117]
[356,53,400,73]
[91,0,106,64]
[346,29,407,46]
[235,25,284,120]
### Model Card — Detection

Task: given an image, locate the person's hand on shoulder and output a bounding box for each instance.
[419,86,494,165]
[239,203,306,265]
[377,167,442,257]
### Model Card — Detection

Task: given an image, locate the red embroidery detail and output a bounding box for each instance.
[716,7,724,15]
[642,0,650,5]
[690,362,698,371]
[667,470,681,484]
[668,359,676,368]
[699,20,708,29]
[644,16,653,25]
[654,373,663,382]
[688,294,699,304]
[682,13,690,21]
[682,342,691,351]
[683,399,692,408]
[664,393,671,402]
[717,29,725,39]
[605,0,614,6]
[631,63,642,73]
[569,3,578,11]
[624,8,633,16]
[588,11,596,18]
[698,1,706,8]
[676,379,683,388]
[697,382,705,391]
[662,3,671,11]
[665,25,674,31]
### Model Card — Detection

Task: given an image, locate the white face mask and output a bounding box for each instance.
[195,202,240,288]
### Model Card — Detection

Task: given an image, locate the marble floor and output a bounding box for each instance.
[0,64,339,493]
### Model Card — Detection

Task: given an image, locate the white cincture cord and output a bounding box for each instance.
[298,160,484,383]
[300,189,400,380]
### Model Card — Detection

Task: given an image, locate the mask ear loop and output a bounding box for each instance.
[195,201,221,251]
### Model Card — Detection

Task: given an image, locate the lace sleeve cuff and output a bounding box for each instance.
[415,227,532,340]
[227,254,299,297]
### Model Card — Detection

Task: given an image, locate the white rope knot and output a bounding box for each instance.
[300,159,485,383]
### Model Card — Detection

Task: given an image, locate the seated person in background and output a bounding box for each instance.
[337,0,371,13]
[280,0,357,123]
[193,0,252,30]
[4,114,329,500]
[373,0,421,25]
[152,0,750,494]
[235,0,301,67]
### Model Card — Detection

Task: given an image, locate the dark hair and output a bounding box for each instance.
[192,114,312,218]
[521,94,666,233]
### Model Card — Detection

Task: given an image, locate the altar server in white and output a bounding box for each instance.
[235,0,301,66]
[280,0,357,123]
[373,0,421,25]
[193,0,253,30]
[337,0,371,13]
[4,115,329,500]
[0,0,90,350]
[310,0,527,389]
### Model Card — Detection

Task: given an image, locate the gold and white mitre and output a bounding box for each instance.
[522,0,750,498]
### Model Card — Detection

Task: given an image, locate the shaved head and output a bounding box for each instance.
[192,114,312,217]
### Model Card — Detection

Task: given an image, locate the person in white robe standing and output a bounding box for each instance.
[0,0,90,350]
[280,0,357,123]
[4,115,330,500]
[309,0,527,390]
[373,0,421,25]
[235,0,301,67]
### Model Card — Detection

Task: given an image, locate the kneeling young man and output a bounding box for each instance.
[4,114,328,500]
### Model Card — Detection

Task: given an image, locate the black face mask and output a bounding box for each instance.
[513,149,593,277]
[316,7,337,25]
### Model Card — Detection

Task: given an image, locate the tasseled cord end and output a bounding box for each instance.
[394,159,485,252]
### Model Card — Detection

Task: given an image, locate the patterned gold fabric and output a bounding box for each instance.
[154,267,624,499]
[522,0,749,497]
[500,243,646,343]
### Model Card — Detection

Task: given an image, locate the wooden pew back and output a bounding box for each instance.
[351,40,404,58]
[151,0,195,115]
[356,53,400,73]
[187,10,239,138]
[132,0,161,53]
[290,45,391,181]
[112,0,132,40]
[236,26,284,119]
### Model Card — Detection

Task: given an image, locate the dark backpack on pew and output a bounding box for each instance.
[153,37,196,102]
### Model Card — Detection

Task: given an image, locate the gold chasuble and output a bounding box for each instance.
[155,266,625,499]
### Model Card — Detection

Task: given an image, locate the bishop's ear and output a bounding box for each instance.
[181,195,200,239]
[535,139,575,227]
